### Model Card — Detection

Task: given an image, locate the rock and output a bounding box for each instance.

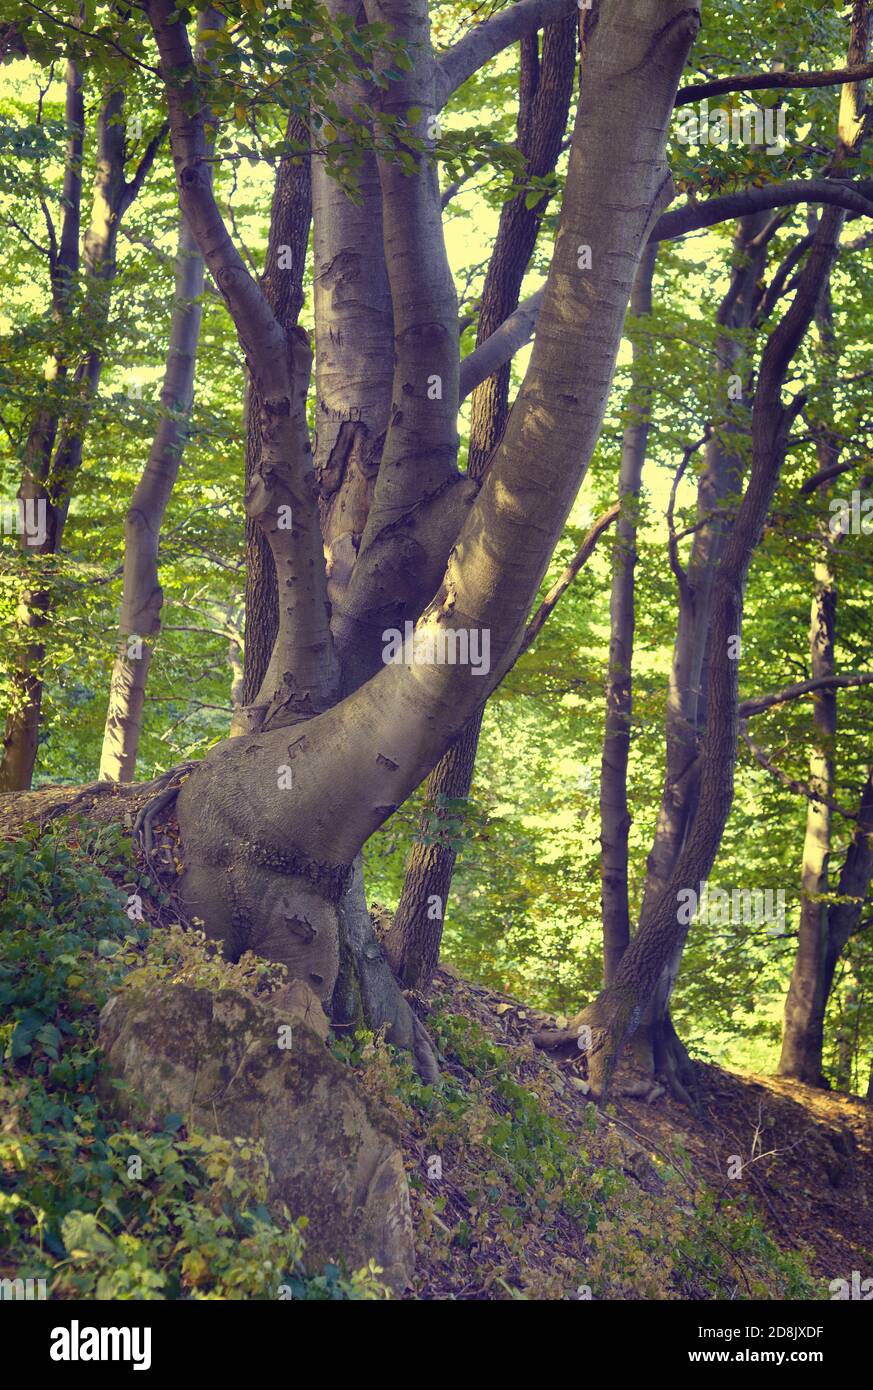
[99,973,414,1292]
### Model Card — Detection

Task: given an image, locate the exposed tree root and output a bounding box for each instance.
[533,999,698,1108]
[131,761,198,859]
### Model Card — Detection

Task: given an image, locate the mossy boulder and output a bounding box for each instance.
[99,975,414,1291]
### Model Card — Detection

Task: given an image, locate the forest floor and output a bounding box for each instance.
[2,779,871,1299]
[408,963,873,1297]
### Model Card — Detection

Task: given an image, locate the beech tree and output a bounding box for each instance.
[4,0,873,1098]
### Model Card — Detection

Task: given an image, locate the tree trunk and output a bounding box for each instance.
[777,4,870,1082]
[1,87,161,789]
[383,707,484,990]
[604,213,770,1090]
[777,551,837,1084]
[99,122,211,780]
[98,208,206,781]
[537,198,845,1097]
[147,0,698,1074]
[241,109,312,713]
[384,12,576,990]
[600,241,656,985]
[0,59,83,793]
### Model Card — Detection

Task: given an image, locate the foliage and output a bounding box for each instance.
[334,1014,817,1300]
[0,825,389,1299]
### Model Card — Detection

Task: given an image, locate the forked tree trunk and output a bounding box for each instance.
[601,214,770,1093]
[147,0,699,1077]
[537,196,846,1096]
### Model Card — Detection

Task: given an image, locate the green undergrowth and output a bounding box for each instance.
[1,822,818,1301]
[333,1016,820,1300]
[0,822,387,1300]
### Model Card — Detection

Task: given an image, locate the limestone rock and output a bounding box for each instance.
[99,973,414,1291]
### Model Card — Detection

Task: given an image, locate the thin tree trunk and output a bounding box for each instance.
[99,210,207,780]
[1,86,163,789]
[777,266,841,1084]
[0,59,83,793]
[777,1,870,1082]
[537,195,846,1097]
[777,550,837,1082]
[600,241,656,985]
[613,213,770,1091]
[241,110,312,713]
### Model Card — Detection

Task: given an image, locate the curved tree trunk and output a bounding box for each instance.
[384,12,576,990]
[537,193,846,1097]
[147,0,698,1076]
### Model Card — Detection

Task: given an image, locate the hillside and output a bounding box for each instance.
[2,799,869,1302]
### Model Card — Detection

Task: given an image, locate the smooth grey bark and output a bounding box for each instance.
[240,108,312,720]
[384,9,576,991]
[158,0,699,1075]
[310,0,395,658]
[457,180,873,402]
[434,0,576,108]
[328,0,473,694]
[100,9,222,781]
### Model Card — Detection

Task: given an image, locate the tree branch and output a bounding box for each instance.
[435,0,575,108]
[740,727,859,820]
[676,60,873,105]
[653,179,873,242]
[459,286,543,401]
[740,672,873,718]
[122,122,169,214]
[458,179,873,393]
[22,0,160,74]
[521,503,621,650]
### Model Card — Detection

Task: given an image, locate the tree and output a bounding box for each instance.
[140,0,699,1081]
[0,54,164,790]
[7,0,873,1100]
